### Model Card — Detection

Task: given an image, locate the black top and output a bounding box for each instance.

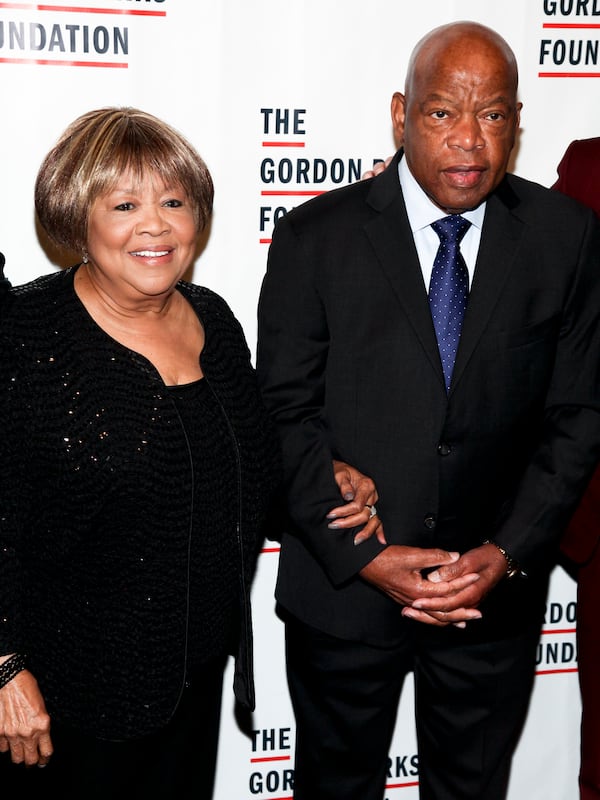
[0,266,281,738]
[168,378,238,668]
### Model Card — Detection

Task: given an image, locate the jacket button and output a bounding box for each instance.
[424,515,437,530]
[437,442,452,456]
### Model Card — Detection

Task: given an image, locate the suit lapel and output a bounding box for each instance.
[362,164,527,395]
[363,156,445,384]
[451,182,526,392]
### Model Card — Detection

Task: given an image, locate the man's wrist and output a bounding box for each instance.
[482,540,526,579]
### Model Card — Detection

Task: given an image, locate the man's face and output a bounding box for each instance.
[392,38,521,214]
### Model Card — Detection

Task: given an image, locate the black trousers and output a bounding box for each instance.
[0,656,226,800]
[285,614,540,800]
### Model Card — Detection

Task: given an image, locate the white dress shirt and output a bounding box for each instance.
[398,154,485,292]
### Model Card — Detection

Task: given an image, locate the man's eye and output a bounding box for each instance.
[431,110,449,119]
[486,112,504,121]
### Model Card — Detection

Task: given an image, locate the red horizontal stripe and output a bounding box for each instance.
[0,56,127,66]
[250,755,291,763]
[536,667,578,675]
[262,141,306,147]
[0,2,165,13]
[541,627,576,635]
[386,780,420,789]
[257,796,291,800]
[543,22,600,28]
[261,190,326,196]
[539,72,600,77]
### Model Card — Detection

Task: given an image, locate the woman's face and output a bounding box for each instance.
[86,169,198,301]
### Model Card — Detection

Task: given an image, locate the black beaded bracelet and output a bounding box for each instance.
[0,654,27,689]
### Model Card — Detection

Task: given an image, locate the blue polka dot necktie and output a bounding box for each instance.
[429,215,471,392]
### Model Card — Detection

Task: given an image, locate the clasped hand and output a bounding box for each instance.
[328,460,508,627]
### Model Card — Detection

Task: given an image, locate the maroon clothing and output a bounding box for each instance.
[554,137,600,800]
[553,137,600,217]
[555,138,600,566]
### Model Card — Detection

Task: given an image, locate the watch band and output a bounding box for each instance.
[482,539,525,579]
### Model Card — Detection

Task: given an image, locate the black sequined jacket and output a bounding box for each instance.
[0,266,281,739]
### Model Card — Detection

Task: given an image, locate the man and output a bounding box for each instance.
[553,136,600,800]
[257,21,600,800]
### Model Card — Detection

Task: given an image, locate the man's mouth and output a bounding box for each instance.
[443,166,485,188]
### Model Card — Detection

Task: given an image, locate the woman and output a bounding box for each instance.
[0,107,282,799]
[553,136,600,800]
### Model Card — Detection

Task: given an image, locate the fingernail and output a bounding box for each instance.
[353,535,364,546]
[326,512,337,519]
[454,622,466,629]
[328,521,340,529]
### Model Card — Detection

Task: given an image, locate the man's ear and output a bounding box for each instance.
[391,92,406,149]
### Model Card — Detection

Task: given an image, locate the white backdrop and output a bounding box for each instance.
[1,2,598,798]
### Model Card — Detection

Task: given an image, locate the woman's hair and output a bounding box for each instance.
[35,107,214,254]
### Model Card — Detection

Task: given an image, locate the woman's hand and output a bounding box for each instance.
[327,460,386,545]
[0,666,53,768]
[361,156,393,180]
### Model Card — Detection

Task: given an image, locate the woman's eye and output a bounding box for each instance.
[164,199,184,208]
[114,202,134,211]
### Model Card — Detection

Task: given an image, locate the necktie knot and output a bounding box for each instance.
[431,214,471,245]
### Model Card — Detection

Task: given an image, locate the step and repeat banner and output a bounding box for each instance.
[1,2,598,798]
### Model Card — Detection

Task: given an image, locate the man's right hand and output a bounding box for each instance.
[359,545,483,627]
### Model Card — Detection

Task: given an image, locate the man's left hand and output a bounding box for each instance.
[402,543,508,626]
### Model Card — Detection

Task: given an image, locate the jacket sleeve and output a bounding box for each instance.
[256,214,386,586]
[493,210,600,572]
[0,326,28,655]
[561,464,600,564]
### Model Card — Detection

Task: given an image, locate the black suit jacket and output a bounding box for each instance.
[257,151,600,645]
